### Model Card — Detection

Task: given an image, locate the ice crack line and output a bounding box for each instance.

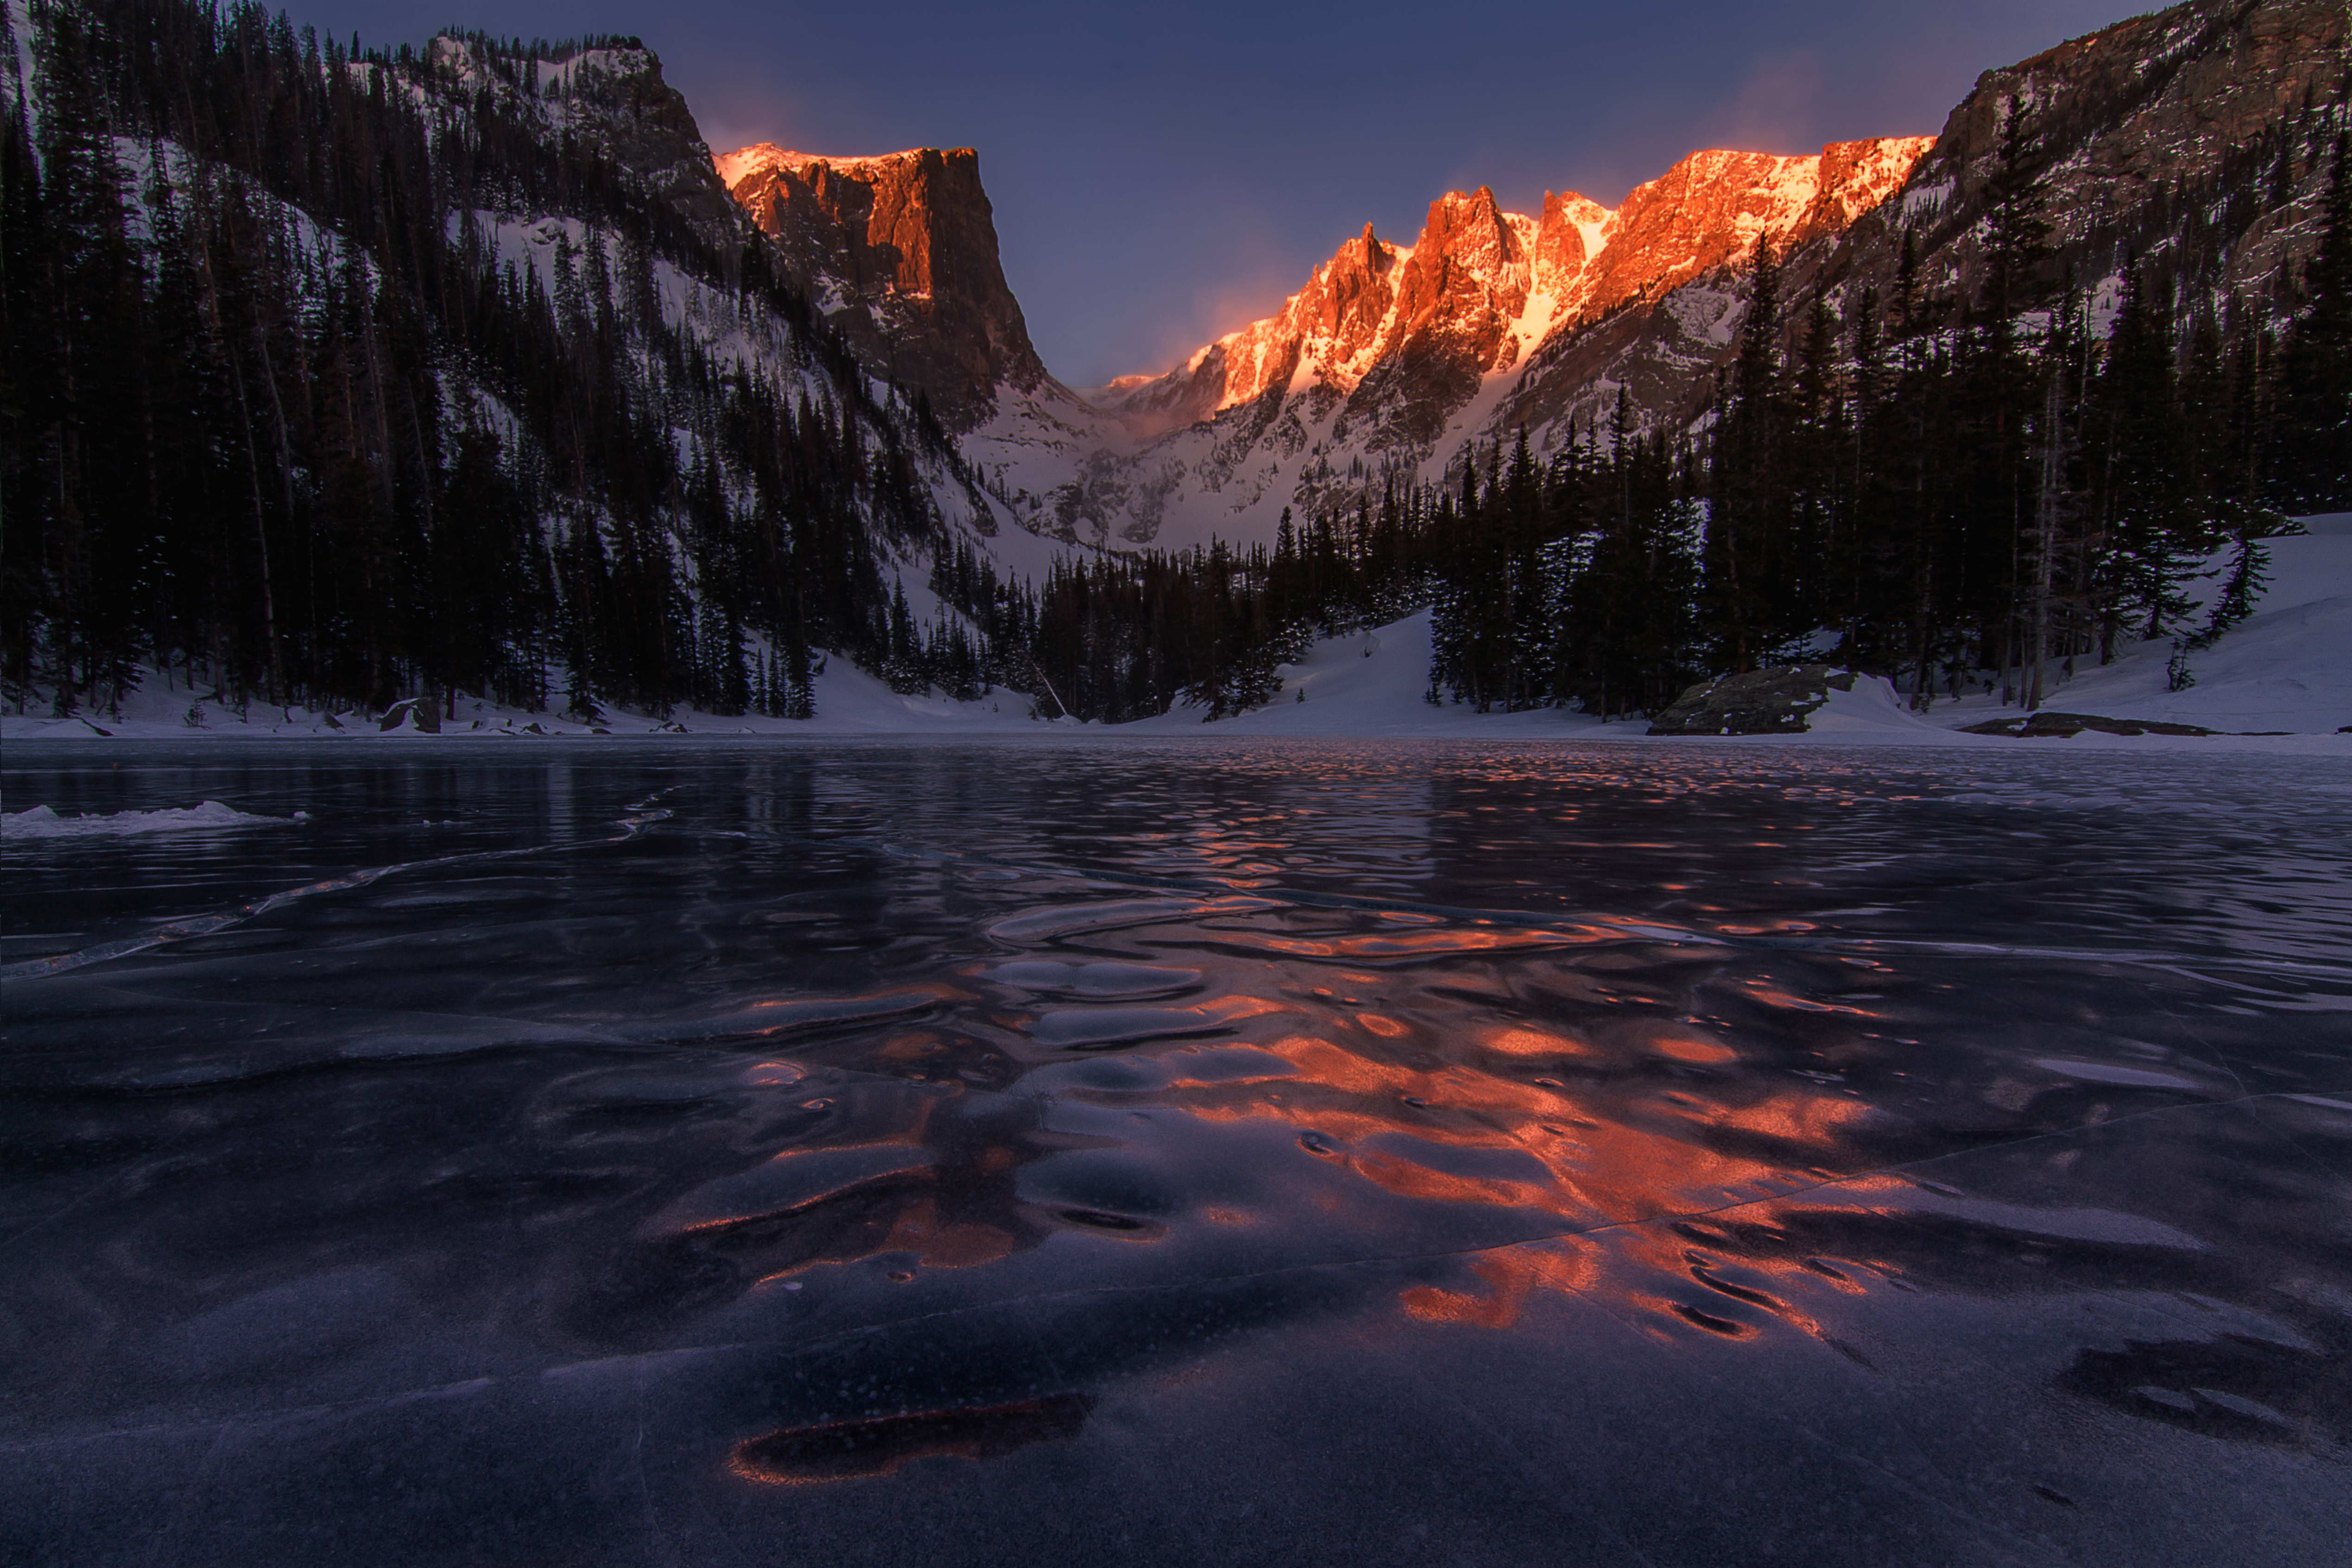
[0,805,674,982]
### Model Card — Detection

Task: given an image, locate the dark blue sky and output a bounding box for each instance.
[280,0,2134,384]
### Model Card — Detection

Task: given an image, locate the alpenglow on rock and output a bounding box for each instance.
[716,143,1049,429]
[692,0,2348,561]
[1089,138,1935,454]
[927,136,1934,553]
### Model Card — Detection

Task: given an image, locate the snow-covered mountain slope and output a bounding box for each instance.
[699,0,2343,562]
[936,137,1933,554]
[1,0,1065,729]
[404,39,1016,548]
[1497,0,2352,445]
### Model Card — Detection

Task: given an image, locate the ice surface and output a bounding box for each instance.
[3,741,2349,1565]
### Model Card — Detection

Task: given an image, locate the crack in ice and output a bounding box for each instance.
[0,803,675,983]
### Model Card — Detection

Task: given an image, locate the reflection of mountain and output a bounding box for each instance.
[12,747,2346,1555]
[554,875,1931,1350]
[529,853,2337,1499]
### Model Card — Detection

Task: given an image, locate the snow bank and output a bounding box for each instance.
[1931,519,2352,745]
[788,655,1044,735]
[1128,611,1612,739]
[2,801,291,839]
[4,521,2344,751]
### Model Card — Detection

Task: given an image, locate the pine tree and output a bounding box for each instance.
[2272,133,2351,510]
[1705,238,1791,671]
[2186,529,2271,652]
[2088,262,2203,652]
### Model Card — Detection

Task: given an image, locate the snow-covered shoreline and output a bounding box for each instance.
[10,524,2347,756]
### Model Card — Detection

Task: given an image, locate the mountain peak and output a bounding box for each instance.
[717,141,1044,427]
[1092,133,1933,444]
[1570,138,1935,316]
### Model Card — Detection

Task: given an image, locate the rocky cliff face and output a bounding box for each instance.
[1095,139,1930,454]
[1901,0,2345,303]
[719,143,1048,429]
[697,0,2345,556]
[428,35,746,250]
[978,135,1929,546]
[1498,0,2350,442]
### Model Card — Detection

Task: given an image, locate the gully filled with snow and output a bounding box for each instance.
[4,739,2348,1566]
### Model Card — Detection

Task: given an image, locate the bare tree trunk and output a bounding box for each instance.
[2029,365,2061,710]
[191,170,284,705]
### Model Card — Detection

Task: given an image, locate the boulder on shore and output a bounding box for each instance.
[378,697,442,733]
[1646,665,1856,736]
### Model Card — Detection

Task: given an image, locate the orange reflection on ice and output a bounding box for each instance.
[1349,1147,1553,1212]
[977,870,1912,1361]
[1204,995,1299,1025]
[1584,1212,1844,1349]
[1475,1024,1596,1060]
[1394,1191,1868,1351]
[1654,1083,1875,1158]
[1400,1241,1598,1329]
[1160,1025,1881,1266]
[1592,1016,1739,1064]
[878,1195,1020,1270]
[1206,926,1598,963]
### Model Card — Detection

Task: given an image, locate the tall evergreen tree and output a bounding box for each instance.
[2272,132,2351,510]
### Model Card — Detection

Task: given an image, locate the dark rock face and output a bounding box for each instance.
[378,697,441,734]
[1959,711,2214,737]
[425,38,744,252]
[719,145,1048,430]
[1646,666,1858,736]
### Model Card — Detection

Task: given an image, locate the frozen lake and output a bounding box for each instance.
[5,738,2350,1565]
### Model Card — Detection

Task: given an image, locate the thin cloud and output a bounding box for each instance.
[1711,49,1828,155]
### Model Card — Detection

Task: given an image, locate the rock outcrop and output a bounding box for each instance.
[1646,667,1858,736]
[718,143,1048,428]
[1958,712,2214,737]
[427,36,745,250]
